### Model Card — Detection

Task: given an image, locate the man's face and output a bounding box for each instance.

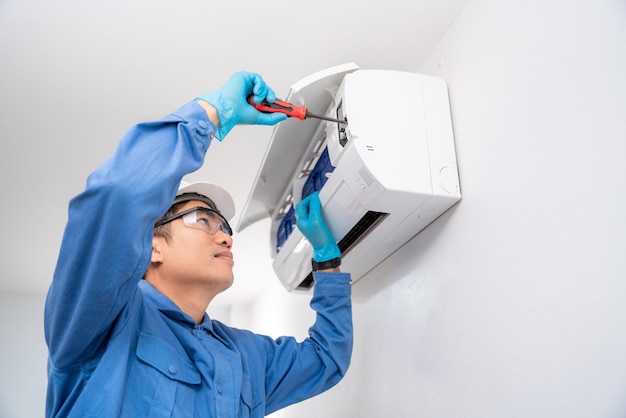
[155,200,235,292]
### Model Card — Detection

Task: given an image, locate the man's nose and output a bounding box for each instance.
[214,230,232,248]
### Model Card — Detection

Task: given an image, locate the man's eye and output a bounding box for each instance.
[197,217,211,225]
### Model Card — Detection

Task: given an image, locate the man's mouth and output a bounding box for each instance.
[215,250,234,264]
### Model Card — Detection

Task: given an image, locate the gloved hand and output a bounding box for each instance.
[196,71,288,140]
[296,192,341,262]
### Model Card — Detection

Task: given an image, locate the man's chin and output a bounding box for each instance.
[216,274,235,293]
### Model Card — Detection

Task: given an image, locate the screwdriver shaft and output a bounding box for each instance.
[306,112,348,124]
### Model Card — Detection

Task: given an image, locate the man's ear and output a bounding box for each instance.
[151,236,166,264]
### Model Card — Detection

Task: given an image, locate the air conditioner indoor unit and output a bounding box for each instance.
[237,63,461,291]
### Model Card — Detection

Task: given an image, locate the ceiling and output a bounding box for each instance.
[0,0,466,307]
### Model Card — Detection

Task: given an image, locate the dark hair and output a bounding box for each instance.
[153,202,186,243]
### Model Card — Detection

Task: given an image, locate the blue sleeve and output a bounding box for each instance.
[44,101,216,369]
[263,272,353,414]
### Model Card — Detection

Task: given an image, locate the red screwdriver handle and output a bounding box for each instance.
[248,96,307,120]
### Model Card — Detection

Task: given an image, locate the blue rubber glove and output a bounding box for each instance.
[196,71,288,140]
[296,192,341,262]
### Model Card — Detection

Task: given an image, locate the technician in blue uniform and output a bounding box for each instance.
[44,71,352,417]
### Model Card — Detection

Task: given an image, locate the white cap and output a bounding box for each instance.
[173,181,235,221]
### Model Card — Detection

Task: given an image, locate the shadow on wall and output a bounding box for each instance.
[351,204,461,304]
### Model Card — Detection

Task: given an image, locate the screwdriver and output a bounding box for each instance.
[248,96,347,124]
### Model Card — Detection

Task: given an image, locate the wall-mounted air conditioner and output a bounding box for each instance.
[237,63,461,291]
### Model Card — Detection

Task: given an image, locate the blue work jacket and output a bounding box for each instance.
[44,101,353,417]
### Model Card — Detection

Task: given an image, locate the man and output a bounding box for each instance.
[44,71,352,417]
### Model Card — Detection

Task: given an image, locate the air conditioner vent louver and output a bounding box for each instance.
[338,211,388,255]
[296,210,389,290]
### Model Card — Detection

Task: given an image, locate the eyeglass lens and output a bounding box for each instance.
[182,208,232,235]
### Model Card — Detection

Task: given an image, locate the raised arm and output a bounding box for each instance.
[44,72,287,369]
[265,192,352,412]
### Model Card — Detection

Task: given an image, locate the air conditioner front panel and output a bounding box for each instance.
[240,65,461,291]
[237,63,360,232]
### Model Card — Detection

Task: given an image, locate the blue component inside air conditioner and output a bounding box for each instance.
[276,147,336,253]
[302,147,335,200]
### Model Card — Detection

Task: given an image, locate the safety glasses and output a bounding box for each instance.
[155,206,233,236]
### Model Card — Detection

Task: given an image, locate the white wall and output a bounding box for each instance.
[0,292,48,418]
[245,0,626,417]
